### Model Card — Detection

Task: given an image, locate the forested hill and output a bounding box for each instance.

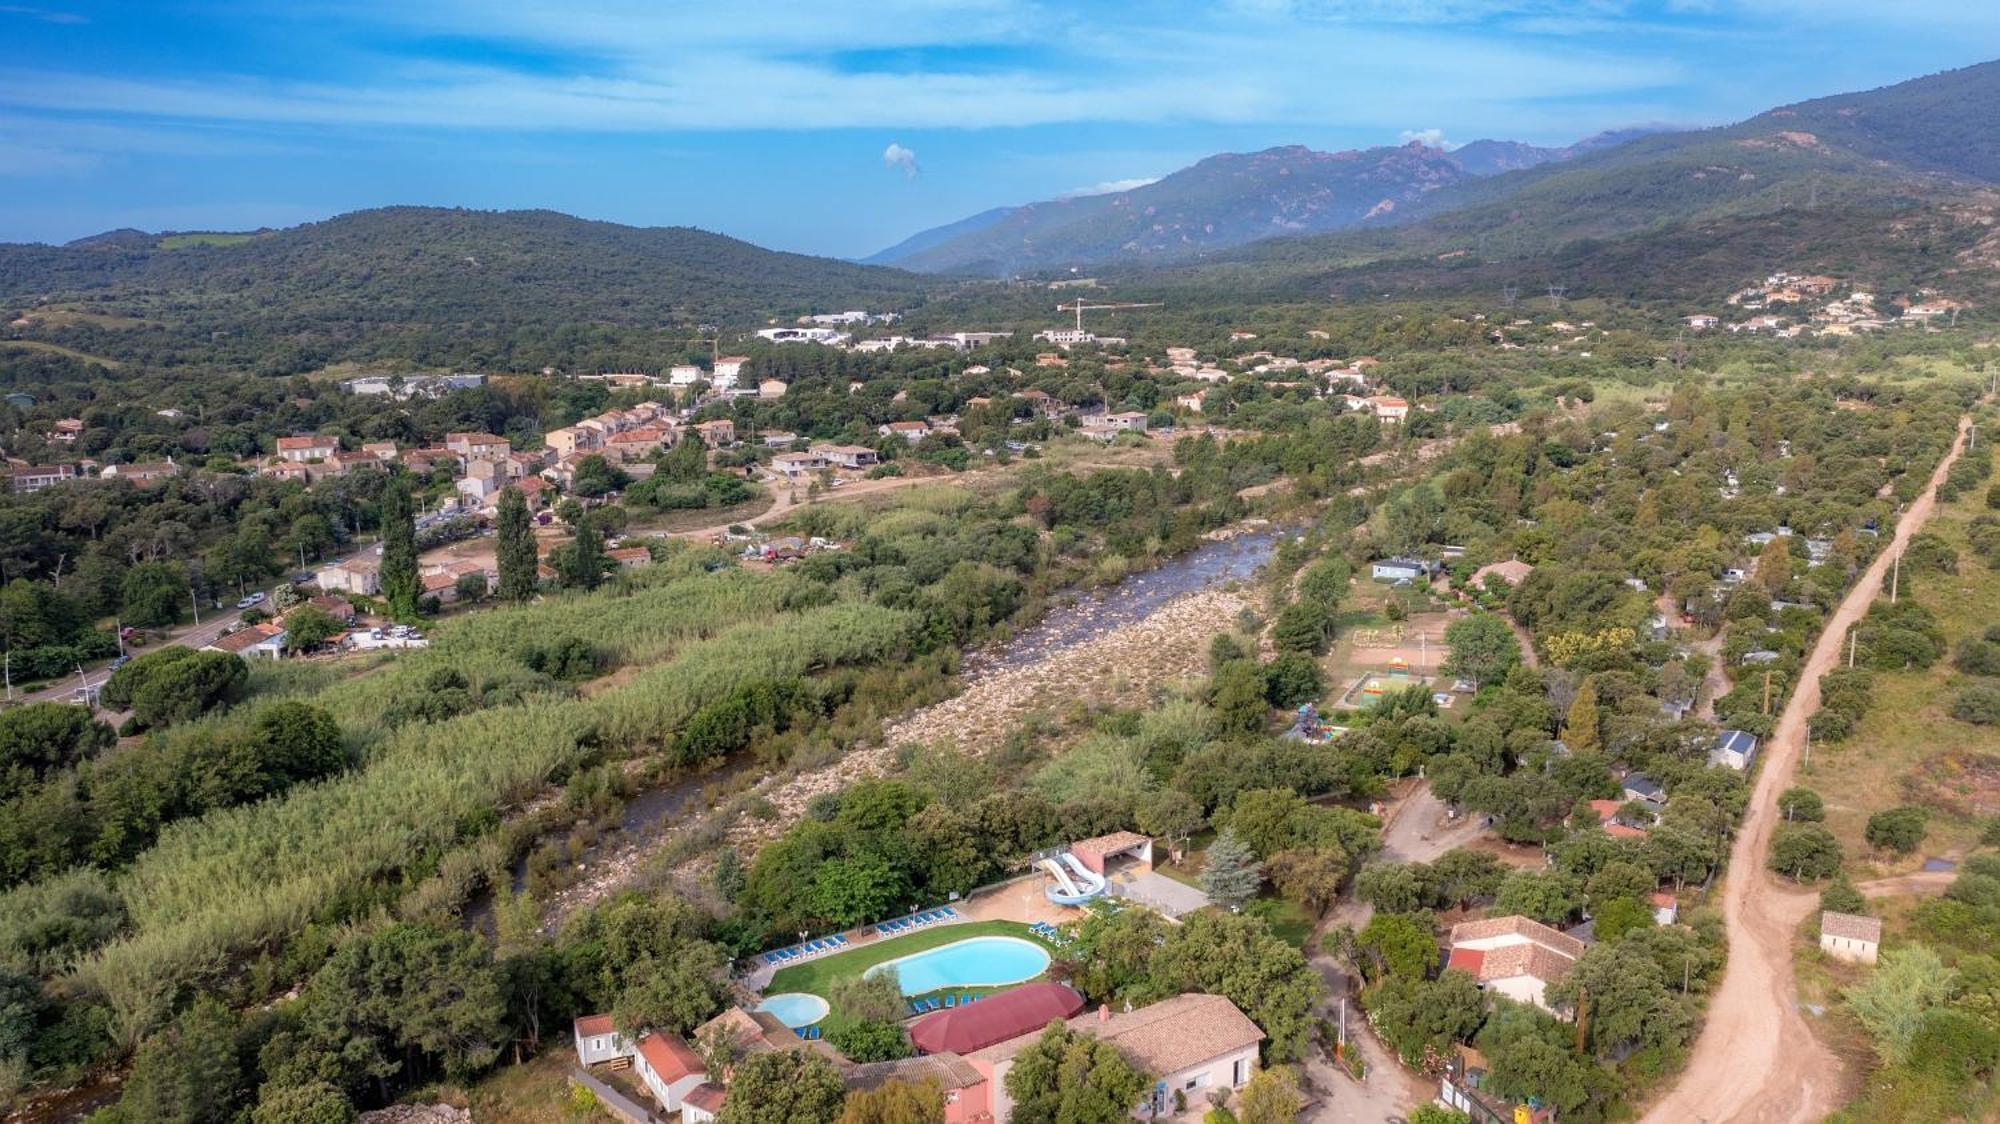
[0,207,926,338]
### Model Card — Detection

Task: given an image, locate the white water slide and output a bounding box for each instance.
[1041,852,1108,905]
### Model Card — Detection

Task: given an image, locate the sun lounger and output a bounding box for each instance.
[943,995,956,1009]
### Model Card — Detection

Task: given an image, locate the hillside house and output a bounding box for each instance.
[101,460,180,486]
[715,356,749,384]
[816,445,880,470]
[1446,916,1587,1014]
[1371,558,1430,583]
[668,364,705,387]
[9,464,76,493]
[880,420,931,443]
[571,1014,629,1068]
[1621,773,1667,808]
[276,435,339,463]
[319,557,381,597]
[207,622,287,660]
[694,419,736,447]
[542,426,597,458]
[774,451,828,478]
[445,432,509,459]
[46,417,84,443]
[1365,395,1410,423]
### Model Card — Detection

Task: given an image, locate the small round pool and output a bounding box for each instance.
[865,936,1051,996]
[755,992,829,1028]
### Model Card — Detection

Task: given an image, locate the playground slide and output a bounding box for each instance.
[1041,858,1082,898]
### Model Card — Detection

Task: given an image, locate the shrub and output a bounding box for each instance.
[1865,806,1930,855]
[1769,823,1843,881]
[1952,682,2000,726]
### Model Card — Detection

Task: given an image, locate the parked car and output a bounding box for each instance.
[235,596,258,609]
[292,572,315,584]
[249,591,267,604]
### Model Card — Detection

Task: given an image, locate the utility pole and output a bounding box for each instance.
[1848,627,1857,668]
[3,650,11,702]
[1762,669,1773,715]
[190,587,202,626]
[1891,550,1901,604]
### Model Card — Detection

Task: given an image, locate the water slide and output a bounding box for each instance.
[1041,852,1108,905]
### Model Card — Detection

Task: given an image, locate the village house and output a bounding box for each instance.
[543,426,597,458]
[360,441,400,462]
[319,556,381,597]
[1016,388,1064,418]
[258,462,312,484]
[694,419,736,448]
[1652,892,1680,926]
[761,431,800,448]
[46,418,84,443]
[1588,799,1649,840]
[634,1032,708,1112]
[880,420,931,443]
[9,464,76,493]
[1820,910,1881,964]
[1176,391,1207,412]
[1364,395,1411,423]
[328,451,381,477]
[758,378,788,399]
[604,426,671,462]
[1686,314,1720,329]
[444,432,509,460]
[276,435,339,463]
[607,546,652,569]
[1621,772,1668,808]
[1099,411,1149,433]
[1446,916,1587,1014]
[816,445,880,470]
[100,460,180,486]
[714,356,749,383]
[668,364,705,387]
[773,450,828,478]
[207,622,288,661]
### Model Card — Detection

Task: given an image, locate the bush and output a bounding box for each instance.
[1820,876,1867,915]
[1952,682,2000,726]
[1778,787,1825,822]
[1865,806,1930,855]
[1955,637,2000,677]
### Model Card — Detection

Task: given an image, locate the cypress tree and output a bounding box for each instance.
[495,486,537,602]
[1564,676,1602,755]
[559,511,607,591]
[379,477,419,619]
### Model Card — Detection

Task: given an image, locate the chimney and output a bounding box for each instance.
[1098,1004,1110,1024]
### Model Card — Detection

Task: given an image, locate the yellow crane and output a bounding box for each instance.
[1054,299,1162,333]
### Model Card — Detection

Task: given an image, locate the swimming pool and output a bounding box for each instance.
[755,992,829,1028]
[865,936,1051,996]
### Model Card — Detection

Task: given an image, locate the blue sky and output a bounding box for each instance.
[3,1,1999,258]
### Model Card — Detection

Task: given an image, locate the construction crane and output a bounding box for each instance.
[1055,299,1162,333]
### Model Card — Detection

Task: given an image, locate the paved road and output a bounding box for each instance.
[1639,414,1971,1124]
[9,539,381,707]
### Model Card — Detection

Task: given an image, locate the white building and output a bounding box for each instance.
[1820,911,1881,965]
[756,327,847,345]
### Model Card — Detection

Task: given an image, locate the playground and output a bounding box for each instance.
[1325,609,1453,711]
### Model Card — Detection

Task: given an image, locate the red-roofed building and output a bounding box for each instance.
[633,1031,708,1112]
[910,981,1085,1056]
[1588,799,1649,839]
[572,1014,629,1067]
[1446,916,1586,1014]
[682,1082,728,1124]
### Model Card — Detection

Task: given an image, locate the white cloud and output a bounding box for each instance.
[882,141,919,178]
[1399,127,1449,148]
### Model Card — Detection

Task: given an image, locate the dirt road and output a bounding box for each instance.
[1307,780,1489,1123]
[1640,415,1971,1124]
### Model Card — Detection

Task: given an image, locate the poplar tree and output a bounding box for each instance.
[494,486,537,602]
[379,478,419,620]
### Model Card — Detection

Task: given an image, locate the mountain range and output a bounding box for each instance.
[863,129,1656,274]
[872,60,2000,281]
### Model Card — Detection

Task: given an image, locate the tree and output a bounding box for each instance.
[101,647,248,728]
[1200,829,1262,911]
[838,1078,943,1124]
[1492,870,1584,926]
[612,948,729,1039]
[1265,848,1346,917]
[1756,535,1793,596]
[1356,911,1438,982]
[1769,823,1843,881]
[555,512,608,591]
[1004,1023,1152,1124]
[1271,601,1331,655]
[1562,677,1601,754]
[1865,806,1930,855]
[1846,946,1955,1066]
[720,1050,848,1124]
[829,971,907,1025]
[1209,661,1270,738]
[119,560,188,628]
[379,478,419,620]
[494,487,539,602]
[1409,1109,1471,1124]
[570,454,631,499]
[1951,681,2000,725]
[1237,1065,1303,1124]
[1442,613,1520,690]
[0,702,113,792]
[112,996,242,1123]
[282,604,341,653]
[250,1083,357,1124]
[1262,652,1324,709]
[1368,971,1486,1063]
[1777,786,1825,822]
[1136,790,1205,862]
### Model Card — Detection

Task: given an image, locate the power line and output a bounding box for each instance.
[1547,284,1567,310]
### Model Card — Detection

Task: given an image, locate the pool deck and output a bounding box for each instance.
[742,872,1087,991]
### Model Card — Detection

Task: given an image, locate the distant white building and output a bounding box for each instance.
[756,327,847,345]
[1820,911,1881,964]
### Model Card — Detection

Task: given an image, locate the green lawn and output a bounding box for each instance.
[764,919,1054,1003]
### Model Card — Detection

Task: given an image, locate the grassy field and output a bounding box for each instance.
[631,492,775,534]
[764,919,1054,1003]
[1801,443,2000,877]
[1155,834,1315,949]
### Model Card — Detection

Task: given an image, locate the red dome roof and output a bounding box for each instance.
[909,982,1085,1056]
